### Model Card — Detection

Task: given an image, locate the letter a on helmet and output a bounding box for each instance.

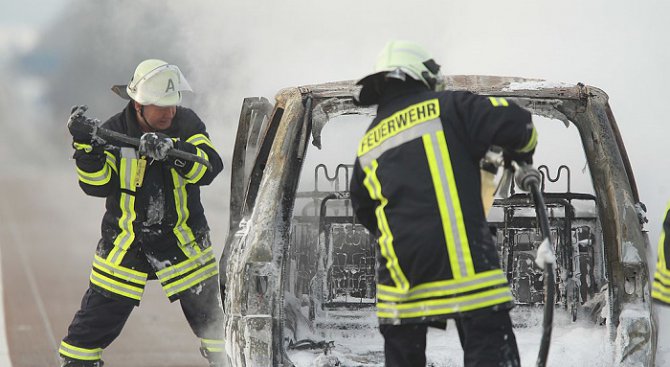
[113,59,193,107]
[356,41,442,105]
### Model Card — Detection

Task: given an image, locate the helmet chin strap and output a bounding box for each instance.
[138,105,160,132]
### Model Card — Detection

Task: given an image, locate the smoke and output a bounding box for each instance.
[7,0,670,354]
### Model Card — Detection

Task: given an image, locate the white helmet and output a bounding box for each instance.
[356,41,442,105]
[125,59,192,107]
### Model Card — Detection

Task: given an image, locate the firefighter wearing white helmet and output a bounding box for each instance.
[62,59,228,367]
[126,59,192,107]
[355,40,443,106]
[350,41,538,366]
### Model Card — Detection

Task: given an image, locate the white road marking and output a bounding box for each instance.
[0,225,12,366]
[1,203,61,366]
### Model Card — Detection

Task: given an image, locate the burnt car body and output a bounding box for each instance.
[219,76,657,366]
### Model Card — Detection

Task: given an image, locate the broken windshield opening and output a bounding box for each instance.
[281,111,608,365]
[489,116,604,326]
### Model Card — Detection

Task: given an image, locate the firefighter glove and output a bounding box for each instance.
[139,132,173,161]
[513,162,542,192]
[503,149,533,168]
[168,140,198,171]
[68,105,100,144]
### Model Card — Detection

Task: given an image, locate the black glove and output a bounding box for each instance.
[503,149,533,169]
[139,132,173,161]
[169,140,198,171]
[68,105,100,144]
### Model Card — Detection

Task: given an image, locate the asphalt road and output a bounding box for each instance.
[0,159,227,367]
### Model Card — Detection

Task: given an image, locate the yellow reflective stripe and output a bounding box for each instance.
[76,150,117,186]
[652,284,670,304]
[186,133,216,151]
[163,262,218,297]
[654,199,670,303]
[105,151,118,174]
[658,202,670,271]
[59,341,102,361]
[77,165,112,186]
[118,149,138,190]
[184,148,209,183]
[377,287,513,319]
[73,142,94,153]
[93,255,148,285]
[655,266,670,285]
[177,238,199,258]
[660,230,667,271]
[436,131,474,275]
[90,270,144,300]
[422,132,474,278]
[362,160,409,290]
[488,97,509,107]
[423,134,460,277]
[654,203,670,303]
[358,118,442,168]
[201,338,225,352]
[377,269,507,302]
[109,192,136,264]
[109,149,138,264]
[156,247,215,282]
[517,126,538,153]
[171,170,195,244]
[358,99,440,156]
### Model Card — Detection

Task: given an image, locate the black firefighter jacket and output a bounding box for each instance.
[350,85,537,324]
[72,102,223,304]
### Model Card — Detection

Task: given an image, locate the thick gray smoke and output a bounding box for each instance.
[8,0,670,264]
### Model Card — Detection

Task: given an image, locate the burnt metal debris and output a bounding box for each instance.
[219,76,656,366]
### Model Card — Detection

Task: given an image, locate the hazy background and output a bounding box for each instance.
[2,0,669,364]
[4,0,669,231]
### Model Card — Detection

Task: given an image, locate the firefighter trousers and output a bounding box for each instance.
[379,309,520,367]
[61,275,223,360]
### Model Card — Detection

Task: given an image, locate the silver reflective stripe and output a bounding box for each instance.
[156,247,214,282]
[77,165,111,185]
[172,171,195,245]
[377,270,508,301]
[119,147,137,189]
[425,133,469,278]
[90,271,144,299]
[179,240,198,258]
[59,341,102,360]
[105,151,118,173]
[163,262,218,297]
[110,147,138,264]
[93,255,147,285]
[359,118,442,167]
[363,162,409,290]
[377,287,513,317]
[185,149,208,181]
[187,133,215,150]
[110,190,135,264]
[201,338,225,351]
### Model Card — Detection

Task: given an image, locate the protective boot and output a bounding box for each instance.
[60,356,104,367]
[200,347,228,367]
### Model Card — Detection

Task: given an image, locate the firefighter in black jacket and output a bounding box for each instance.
[61,59,226,367]
[653,203,670,306]
[350,41,537,367]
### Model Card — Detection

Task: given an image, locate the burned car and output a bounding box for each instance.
[219,76,656,366]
